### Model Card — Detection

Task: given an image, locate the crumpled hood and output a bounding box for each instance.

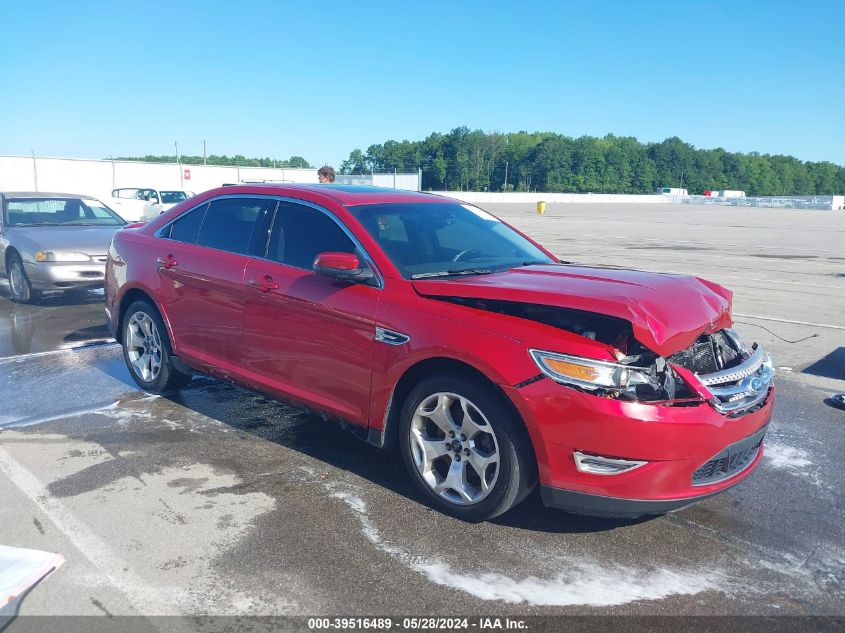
[8,226,121,258]
[412,264,732,356]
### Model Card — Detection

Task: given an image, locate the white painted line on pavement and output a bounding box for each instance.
[0,341,118,364]
[733,313,845,331]
[0,445,183,619]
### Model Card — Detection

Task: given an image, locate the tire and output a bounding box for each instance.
[398,373,537,522]
[121,299,192,393]
[7,253,42,304]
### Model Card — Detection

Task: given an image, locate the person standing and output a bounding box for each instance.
[317,166,336,183]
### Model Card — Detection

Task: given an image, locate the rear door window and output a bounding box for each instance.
[196,197,275,255]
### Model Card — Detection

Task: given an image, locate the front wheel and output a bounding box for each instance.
[122,300,192,393]
[398,374,537,522]
[7,254,42,303]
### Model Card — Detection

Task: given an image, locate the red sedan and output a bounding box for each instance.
[105,185,774,521]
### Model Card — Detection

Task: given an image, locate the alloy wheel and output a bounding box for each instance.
[409,391,500,505]
[126,311,163,383]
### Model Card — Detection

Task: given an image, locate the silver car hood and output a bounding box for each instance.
[6,226,122,258]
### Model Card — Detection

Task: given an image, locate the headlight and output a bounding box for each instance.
[35,251,91,262]
[529,349,656,392]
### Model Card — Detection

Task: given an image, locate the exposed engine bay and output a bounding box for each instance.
[436,297,645,353]
[435,297,766,410]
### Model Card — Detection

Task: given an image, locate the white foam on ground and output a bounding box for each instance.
[413,561,722,606]
[0,401,122,429]
[764,442,813,470]
[323,481,728,607]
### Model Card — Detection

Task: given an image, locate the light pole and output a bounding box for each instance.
[31,149,38,191]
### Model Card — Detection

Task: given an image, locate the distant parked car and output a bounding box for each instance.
[110,188,194,222]
[0,192,126,303]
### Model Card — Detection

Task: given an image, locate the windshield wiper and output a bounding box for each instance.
[10,222,54,227]
[411,268,495,279]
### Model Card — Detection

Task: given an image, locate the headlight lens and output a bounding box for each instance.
[35,251,91,262]
[529,349,655,392]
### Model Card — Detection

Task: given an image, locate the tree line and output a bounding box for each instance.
[340,128,845,196]
[112,154,311,169]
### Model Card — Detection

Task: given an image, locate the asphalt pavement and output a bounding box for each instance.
[0,203,842,626]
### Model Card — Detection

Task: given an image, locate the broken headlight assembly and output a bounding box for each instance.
[528,349,692,403]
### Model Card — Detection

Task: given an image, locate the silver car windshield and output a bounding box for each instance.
[5,198,126,227]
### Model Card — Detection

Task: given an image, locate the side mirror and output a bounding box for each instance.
[313,252,374,284]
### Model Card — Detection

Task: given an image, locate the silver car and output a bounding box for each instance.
[0,192,126,303]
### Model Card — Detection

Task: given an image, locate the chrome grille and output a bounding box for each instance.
[698,346,773,415]
[669,329,773,416]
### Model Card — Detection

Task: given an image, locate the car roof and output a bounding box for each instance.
[1,191,94,199]
[213,184,452,207]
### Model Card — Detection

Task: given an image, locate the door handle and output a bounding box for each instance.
[247,275,280,293]
[156,255,178,269]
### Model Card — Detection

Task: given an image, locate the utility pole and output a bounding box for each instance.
[203,140,207,165]
[31,150,38,192]
[503,161,509,192]
[175,141,180,164]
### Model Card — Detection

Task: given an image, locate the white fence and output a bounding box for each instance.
[437,191,844,209]
[435,191,665,204]
[684,194,844,211]
[2,156,837,209]
[336,172,421,191]
[0,155,421,200]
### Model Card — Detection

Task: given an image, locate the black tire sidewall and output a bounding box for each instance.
[122,300,186,393]
[398,373,534,522]
[8,255,35,303]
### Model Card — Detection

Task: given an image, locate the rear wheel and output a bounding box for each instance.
[399,374,536,522]
[122,300,192,393]
[7,254,42,304]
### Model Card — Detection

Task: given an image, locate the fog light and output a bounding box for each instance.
[573,451,647,475]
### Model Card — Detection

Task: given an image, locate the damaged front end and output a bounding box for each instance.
[530,325,774,415]
[669,329,774,416]
[529,325,774,415]
[435,297,773,415]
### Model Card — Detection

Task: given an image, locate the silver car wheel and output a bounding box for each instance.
[126,311,163,383]
[409,391,500,505]
[9,260,26,298]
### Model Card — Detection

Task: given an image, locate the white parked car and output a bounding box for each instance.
[109,188,194,222]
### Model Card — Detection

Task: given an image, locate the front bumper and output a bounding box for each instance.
[539,422,769,517]
[503,376,774,516]
[539,485,726,518]
[24,260,106,290]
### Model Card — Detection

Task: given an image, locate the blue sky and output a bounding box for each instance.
[1,0,843,167]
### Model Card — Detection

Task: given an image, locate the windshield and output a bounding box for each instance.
[160,191,189,204]
[5,197,126,227]
[348,202,553,279]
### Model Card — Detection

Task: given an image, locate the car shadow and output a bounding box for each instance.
[157,376,641,534]
[802,347,845,381]
[63,324,111,343]
[38,288,106,307]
